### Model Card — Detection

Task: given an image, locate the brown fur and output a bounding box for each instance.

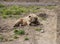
[14,18,28,27]
[13,13,40,27]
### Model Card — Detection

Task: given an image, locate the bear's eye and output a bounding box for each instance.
[29,16,31,18]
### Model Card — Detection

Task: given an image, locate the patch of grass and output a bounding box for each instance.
[14,29,25,35]
[6,6,28,15]
[0,4,5,8]
[2,15,7,19]
[35,28,42,31]
[14,30,18,33]
[0,6,28,16]
[13,35,19,39]
[0,35,4,42]
[24,37,29,40]
[44,6,56,10]
[8,39,13,41]
[28,6,40,13]
[0,5,56,19]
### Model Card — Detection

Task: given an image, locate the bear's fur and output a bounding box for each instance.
[28,14,40,26]
[13,13,40,27]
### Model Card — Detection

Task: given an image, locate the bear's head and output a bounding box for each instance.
[28,14,40,26]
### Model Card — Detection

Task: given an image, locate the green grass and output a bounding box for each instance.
[0,4,5,8]
[44,6,56,10]
[24,37,29,40]
[35,28,42,31]
[0,35,4,42]
[0,4,56,19]
[8,38,13,41]
[13,35,19,39]
[14,29,25,35]
[2,15,7,19]
[0,5,29,16]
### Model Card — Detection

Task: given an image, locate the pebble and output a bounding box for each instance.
[40,29,44,33]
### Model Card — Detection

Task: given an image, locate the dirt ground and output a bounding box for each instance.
[0,8,57,44]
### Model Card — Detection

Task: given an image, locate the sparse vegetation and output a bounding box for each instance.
[2,15,7,19]
[35,28,42,31]
[45,6,56,10]
[24,37,29,40]
[0,35,4,42]
[0,5,29,16]
[0,4,56,19]
[8,38,13,41]
[13,35,19,39]
[0,4,5,8]
[14,29,25,35]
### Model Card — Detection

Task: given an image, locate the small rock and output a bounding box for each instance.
[40,29,44,33]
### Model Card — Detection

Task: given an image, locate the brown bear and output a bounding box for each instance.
[13,13,40,27]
